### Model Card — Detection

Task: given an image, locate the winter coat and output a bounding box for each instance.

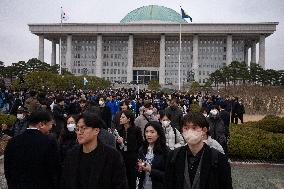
[165,106,183,131]
[134,114,158,136]
[11,117,28,137]
[60,141,128,189]
[163,125,185,150]
[4,129,60,189]
[165,144,232,189]
[206,116,227,151]
[137,147,169,189]
[52,104,66,138]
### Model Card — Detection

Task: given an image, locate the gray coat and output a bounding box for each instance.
[134,114,158,136]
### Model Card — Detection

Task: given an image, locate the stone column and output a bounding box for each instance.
[244,45,249,66]
[51,40,56,66]
[193,35,199,82]
[226,34,232,66]
[127,34,133,83]
[159,34,165,85]
[251,41,256,64]
[259,35,266,69]
[38,35,44,62]
[66,35,72,72]
[96,34,102,77]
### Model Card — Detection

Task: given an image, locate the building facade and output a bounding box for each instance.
[29,5,278,85]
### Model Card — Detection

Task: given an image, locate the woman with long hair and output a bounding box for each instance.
[58,114,78,163]
[117,110,143,189]
[159,111,184,150]
[137,121,169,189]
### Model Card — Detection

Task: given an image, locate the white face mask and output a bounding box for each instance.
[146,109,153,116]
[182,130,203,145]
[67,123,76,132]
[17,114,24,120]
[162,120,170,127]
[99,100,104,106]
[210,109,218,116]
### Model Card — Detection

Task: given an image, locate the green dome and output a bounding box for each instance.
[120,5,187,24]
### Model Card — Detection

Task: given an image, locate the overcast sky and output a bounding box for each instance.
[0,0,283,69]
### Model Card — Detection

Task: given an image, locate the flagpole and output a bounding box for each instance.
[178,23,181,91]
[59,7,63,75]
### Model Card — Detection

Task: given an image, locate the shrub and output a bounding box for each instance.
[229,123,284,161]
[148,80,161,91]
[254,115,284,133]
[189,102,201,113]
[0,113,17,126]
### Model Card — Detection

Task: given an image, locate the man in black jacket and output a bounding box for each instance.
[165,98,183,131]
[219,102,231,141]
[4,111,60,189]
[52,95,67,139]
[60,112,128,189]
[165,112,232,189]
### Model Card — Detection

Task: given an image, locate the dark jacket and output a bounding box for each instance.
[137,147,169,189]
[207,116,226,146]
[165,106,183,131]
[232,101,241,116]
[219,109,230,138]
[59,131,77,163]
[52,104,66,138]
[117,126,143,157]
[4,129,60,189]
[98,128,116,148]
[165,144,232,189]
[100,106,112,129]
[60,141,128,189]
[11,117,28,137]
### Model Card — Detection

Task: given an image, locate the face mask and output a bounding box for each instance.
[146,109,153,116]
[99,100,104,106]
[67,123,76,132]
[162,120,170,127]
[182,130,203,145]
[210,109,218,118]
[17,114,24,120]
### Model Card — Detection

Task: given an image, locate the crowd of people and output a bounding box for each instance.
[0,87,246,189]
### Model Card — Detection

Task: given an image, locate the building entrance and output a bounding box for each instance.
[133,70,159,84]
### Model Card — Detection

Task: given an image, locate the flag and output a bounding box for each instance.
[61,7,69,21]
[83,77,88,86]
[181,7,192,22]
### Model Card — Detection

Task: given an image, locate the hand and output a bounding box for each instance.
[137,159,144,172]
[143,162,151,173]
[117,136,124,144]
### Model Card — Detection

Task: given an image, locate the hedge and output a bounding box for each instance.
[0,113,16,126]
[253,115,284,134]
[229,122,284,161]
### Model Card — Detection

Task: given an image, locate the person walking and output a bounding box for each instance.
[137,121,170,189]
[117,110,143,189]
[60,112,128,189]
[4,111,60,189]
[165,112,232,189]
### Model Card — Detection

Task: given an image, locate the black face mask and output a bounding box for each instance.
[170,105,176,110]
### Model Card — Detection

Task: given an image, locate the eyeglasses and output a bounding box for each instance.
[74,126,91,133]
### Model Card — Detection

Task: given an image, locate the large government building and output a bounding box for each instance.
[29,5,278,86]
